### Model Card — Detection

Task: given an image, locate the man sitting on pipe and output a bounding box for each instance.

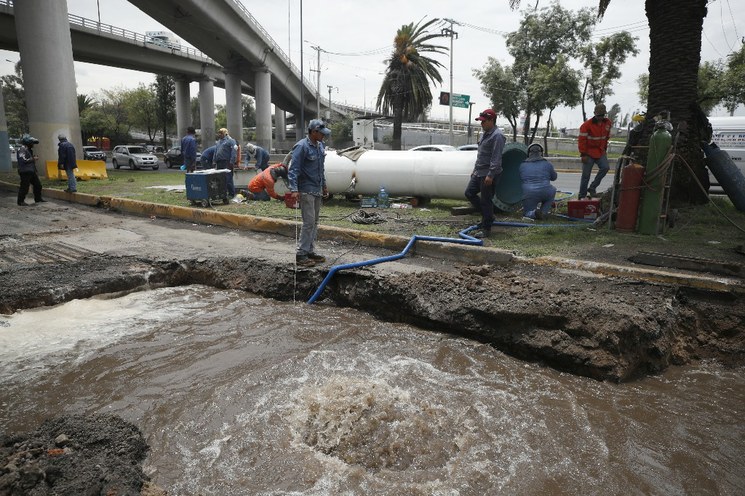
[248,163,288,201]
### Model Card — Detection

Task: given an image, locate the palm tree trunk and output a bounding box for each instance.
[645,0,709,205]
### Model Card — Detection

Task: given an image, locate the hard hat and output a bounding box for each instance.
[246,143,256,154]
[20,134,39,146]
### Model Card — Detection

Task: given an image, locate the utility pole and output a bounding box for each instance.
[327,85,337,120]
[299,0,304,135]
[442,19,459,147]
[308,43,322,118]
[355,75,366,116]
[467,101,474,143]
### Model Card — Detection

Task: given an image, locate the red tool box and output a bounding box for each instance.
[567,199,600,220]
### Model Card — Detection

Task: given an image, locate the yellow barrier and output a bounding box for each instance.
[46,160,108,180]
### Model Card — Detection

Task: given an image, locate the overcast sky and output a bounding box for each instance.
[2,0,743,129]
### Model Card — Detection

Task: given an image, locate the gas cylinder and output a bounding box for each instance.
[638,123,673,235]
[615,163,645,232]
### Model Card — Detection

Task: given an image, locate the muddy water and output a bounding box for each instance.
[1,286,743,495]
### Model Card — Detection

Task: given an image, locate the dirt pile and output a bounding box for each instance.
[0,414,165,496]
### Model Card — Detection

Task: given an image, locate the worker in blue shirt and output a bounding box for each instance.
[288,119,330,267]
[245,143,270,171]
[181,126,198,172]
[200,145,216,169]
[213,128,237,197]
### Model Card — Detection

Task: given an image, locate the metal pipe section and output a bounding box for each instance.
[306,229,483,304]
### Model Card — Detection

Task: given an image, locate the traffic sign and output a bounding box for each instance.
[438,92,470,108]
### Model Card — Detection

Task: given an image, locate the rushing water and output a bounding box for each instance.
[1,285,743,495]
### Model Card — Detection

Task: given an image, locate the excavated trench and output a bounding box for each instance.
[2,253,743,383]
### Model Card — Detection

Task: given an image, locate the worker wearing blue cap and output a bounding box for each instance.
[288,119,331,268]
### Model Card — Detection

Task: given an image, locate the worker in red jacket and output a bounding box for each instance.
[248,163,288,200]
[577,103,612,198]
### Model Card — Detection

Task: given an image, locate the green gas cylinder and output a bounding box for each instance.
[637,124,672,235]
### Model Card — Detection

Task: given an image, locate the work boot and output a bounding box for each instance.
[588,186,597,197]
[17,202,28,207]
[308,253,326,263]
[473,230,491,239]
[296,255,316,268]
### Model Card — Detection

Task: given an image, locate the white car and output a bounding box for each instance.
[409,144,457,152]
[457,144,478,151]
[112,145,159,170]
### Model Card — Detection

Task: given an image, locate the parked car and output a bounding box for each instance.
[82,145,107,161]
[457,144,478,151]
[409,144,457,152]
[111,145,159,170]
[164,146,203,168]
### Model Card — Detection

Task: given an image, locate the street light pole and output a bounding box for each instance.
[442,19,458,146]
[327,85,337,120]
[299,0,304,134]
[307,43,322,118]
[355,75,366,116]
[467,101,474,143]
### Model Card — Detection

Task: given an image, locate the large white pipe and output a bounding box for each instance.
[324,150,477,199]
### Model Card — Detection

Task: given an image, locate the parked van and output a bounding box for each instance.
[707,116,745,192]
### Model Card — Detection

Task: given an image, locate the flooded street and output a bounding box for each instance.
[1,285,743,495]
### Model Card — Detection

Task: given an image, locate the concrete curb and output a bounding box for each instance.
[3,181,742,293]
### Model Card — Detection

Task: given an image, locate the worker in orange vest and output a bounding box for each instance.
[248,163,288,200]
[577,103,612,198]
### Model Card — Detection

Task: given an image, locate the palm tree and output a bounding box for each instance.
[510,0,710,204]
[376,18,447,150]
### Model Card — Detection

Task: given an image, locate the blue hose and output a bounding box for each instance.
[306,214,593,304]
[306,227,483,304]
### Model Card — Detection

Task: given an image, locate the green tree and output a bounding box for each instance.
[503,3,596,142]
[697,61,725,115]
[96,87,133,144]
[151,75,175,149]
[721,44,745,115]
[329,116,354,148]
[214,104,226,130]
[376,18,447,150]
[1,62,27,137]
[607,103,621,127]
[509,0,714,205]
[77,94,95,114]
[79,105,111,146]
[125,84,159,142]
[527,54,583,146]
[242,96,256,129]
[473,58,522,141]
[579,31,640,120]
[190,96,200,128]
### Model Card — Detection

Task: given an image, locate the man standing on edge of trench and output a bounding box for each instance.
[465,108,505,239]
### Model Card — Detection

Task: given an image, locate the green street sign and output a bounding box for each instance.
[450,93,470,109]
[439,92,471,108]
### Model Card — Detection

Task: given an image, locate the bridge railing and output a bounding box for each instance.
[226,0,318,97]
[0,0,216,65]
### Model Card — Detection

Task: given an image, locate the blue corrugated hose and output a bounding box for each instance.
[306,215,594,304]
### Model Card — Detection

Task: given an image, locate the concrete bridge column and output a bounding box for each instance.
[254,68,272,152]
[274,108,286,143]
[224,70,243,143]
[15,0,82,175]
[0,90,10,172]
[174,77,191,141]
[199,79,215,149]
